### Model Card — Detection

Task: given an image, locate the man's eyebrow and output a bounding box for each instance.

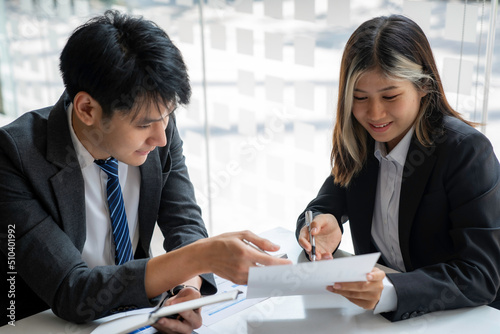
[137,106,177,124]
[354,85,399,93]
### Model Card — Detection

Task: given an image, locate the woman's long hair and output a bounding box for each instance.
[332,14,473,187]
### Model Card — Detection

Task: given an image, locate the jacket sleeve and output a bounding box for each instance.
[384,129,500,321]
[155,117,216,296]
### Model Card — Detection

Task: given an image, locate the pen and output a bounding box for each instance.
[243,239,288,259]
[305,210,316,261]
[243,239,271,255]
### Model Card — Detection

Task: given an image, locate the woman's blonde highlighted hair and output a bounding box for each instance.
[332,15,473,187]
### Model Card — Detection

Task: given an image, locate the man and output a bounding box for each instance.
[0,10,290,332]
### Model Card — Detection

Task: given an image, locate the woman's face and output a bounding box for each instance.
[351,69,426,152]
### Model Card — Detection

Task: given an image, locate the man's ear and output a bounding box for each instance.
[73,92,102,126]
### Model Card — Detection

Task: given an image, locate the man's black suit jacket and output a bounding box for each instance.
[0,93,216,325]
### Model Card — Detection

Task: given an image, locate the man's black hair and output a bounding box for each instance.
[59,10,190,118]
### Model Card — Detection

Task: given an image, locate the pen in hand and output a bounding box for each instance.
[305,210,316,261]
[243,239,271,255]
[243,239,288,259]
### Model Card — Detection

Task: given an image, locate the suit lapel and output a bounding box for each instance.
[137,120,175,257]
[137,151,162,256]
[50,168,86,251]
[399,138,437,271]
[46,94,87,251]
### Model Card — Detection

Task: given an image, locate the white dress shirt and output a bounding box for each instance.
[67,104,141,268]
[372,127,415,273]
[371,126,415,314]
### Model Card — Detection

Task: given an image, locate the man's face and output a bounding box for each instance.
[81,101,173,166]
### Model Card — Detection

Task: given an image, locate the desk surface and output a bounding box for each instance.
[2,227,500,334]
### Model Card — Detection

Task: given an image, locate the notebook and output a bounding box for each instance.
[91,290,239,334]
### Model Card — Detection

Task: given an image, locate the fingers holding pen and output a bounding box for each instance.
[202,230,291,285]
[298,224,320,260]
[152,288,202,334]
[240,230,282,253]
[304,210,317,262]
[300,228,333,261]
[298,214,319,251]
[239,232,291,267]
[298,225,313,251]
[299,213,341,260]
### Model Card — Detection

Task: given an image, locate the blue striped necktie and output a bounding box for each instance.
[94,157,134,265]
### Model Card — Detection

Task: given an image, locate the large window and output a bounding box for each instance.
[1,0,498,254]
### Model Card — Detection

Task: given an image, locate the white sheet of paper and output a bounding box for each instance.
[246,253,380,298]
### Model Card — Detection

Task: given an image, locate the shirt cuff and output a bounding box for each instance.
[373,277,397,314]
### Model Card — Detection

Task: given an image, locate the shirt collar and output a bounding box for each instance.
[374,125,415,167]
[67,103,98,169]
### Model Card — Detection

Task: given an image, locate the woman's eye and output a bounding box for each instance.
[353,96,366,101]
[383,95,399,100]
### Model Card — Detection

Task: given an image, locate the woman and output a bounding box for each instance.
[296,14,500,322]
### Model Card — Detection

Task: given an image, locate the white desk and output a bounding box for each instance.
[2,227,500,334]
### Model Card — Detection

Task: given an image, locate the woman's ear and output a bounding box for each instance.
[418,79,431,98]
[419,85,429,98]
[73,92,102,126]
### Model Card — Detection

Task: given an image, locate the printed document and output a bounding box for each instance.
[246,253,380,298]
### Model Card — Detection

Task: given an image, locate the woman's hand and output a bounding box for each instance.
[326,267,385,310]
[298,213,342,260]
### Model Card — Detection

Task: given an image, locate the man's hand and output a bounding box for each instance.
[326,267,385,310]
[152,286,202,334]
[145,231,292,299]
[298,213,342,260]
[197,230,292,285]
